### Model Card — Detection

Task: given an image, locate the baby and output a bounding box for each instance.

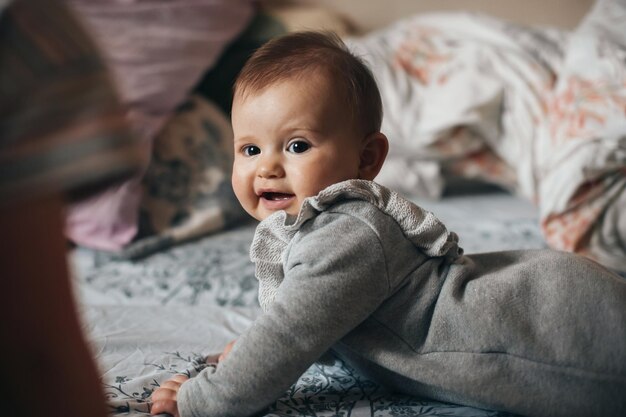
[151,32,626,417]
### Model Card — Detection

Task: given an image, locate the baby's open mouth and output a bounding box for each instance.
[261,192,294,201]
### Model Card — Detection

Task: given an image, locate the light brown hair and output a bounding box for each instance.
[233,31,383,136]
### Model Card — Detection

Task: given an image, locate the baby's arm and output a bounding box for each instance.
[176,212,390,417]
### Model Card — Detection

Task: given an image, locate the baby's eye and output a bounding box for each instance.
[287,140,310,154]
[242,145,260,156]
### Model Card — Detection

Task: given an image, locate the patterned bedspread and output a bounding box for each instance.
[72,191,543,416]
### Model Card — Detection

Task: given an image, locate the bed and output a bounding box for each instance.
[67,0,624,416]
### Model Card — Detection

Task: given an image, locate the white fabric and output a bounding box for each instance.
[346,1,626,271]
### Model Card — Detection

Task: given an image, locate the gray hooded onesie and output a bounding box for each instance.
[178,180,626,417]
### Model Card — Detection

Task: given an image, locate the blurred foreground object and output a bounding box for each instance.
[0,0,141,415]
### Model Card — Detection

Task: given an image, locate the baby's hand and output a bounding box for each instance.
[150,374,188,417]
[218,339,236,363]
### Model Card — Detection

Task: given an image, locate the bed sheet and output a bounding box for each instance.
[72,191,543,416]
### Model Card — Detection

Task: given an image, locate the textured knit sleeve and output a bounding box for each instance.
[0,0,141,206]
[177,211,390,417]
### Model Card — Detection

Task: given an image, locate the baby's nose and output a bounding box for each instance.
[257,155,284,178]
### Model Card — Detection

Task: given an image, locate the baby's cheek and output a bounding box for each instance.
[231,175,255,215]
[231,170,247,197]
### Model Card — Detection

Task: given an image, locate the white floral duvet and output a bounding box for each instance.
[349,0,626,273]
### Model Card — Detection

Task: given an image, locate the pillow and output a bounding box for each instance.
[122,95,247,259]
[65,0,255,251]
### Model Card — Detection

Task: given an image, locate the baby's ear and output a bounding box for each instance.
[358,132,389,181]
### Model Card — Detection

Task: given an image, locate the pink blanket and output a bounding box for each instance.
[65,0,255,251]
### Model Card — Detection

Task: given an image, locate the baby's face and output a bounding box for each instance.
[232,74,363,221]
